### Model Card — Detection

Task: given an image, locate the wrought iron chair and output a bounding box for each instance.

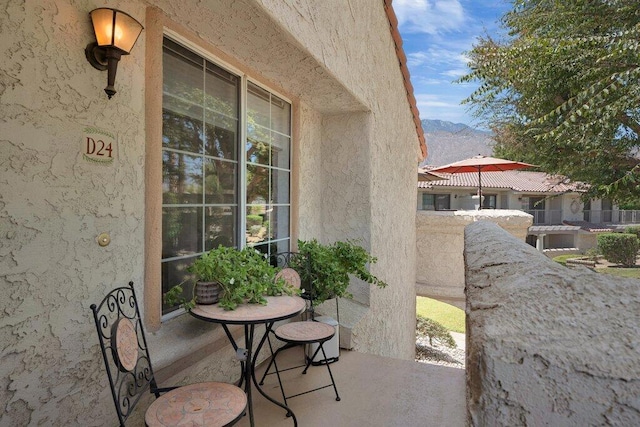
[90,281,247,426]
[259,253,341,409]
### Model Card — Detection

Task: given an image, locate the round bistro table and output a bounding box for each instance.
[190,295,306,427]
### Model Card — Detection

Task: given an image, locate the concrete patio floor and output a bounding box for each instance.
[236,347,466,426]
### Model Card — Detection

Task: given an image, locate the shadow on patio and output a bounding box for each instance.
[235,348,466,426]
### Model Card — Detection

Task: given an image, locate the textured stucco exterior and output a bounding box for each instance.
[465,221,640,426]
[416,209,532,309]
[1,0,419,424]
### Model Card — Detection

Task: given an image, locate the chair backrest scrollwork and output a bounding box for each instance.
[90,281,157,426]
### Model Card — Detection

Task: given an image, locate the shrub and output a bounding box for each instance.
[246,214,263,227]
[597,233,639,267]
[624,226,640,240]
[416,315,455,348]
[585,247,600,262]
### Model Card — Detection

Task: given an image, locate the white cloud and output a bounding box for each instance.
[442,68,468,78]
[394,0,466,35]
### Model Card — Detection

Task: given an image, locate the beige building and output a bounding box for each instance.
[418,169,640,254]
[0,1,425,424]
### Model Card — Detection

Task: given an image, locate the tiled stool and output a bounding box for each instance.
[267,320,341,410]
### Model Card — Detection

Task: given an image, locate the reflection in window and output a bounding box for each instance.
[161,37,291,316]
[422,193,450,210]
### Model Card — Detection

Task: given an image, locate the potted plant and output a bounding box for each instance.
[164,245,298,311]
[291,239,388,305]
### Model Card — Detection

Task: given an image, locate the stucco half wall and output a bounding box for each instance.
[465,221,640,426]
[416,210,532,309]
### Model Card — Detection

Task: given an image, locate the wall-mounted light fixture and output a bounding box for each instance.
[85,8,143,99]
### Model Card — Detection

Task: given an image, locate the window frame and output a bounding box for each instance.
[421,193,451,211]
[152,29,294,322]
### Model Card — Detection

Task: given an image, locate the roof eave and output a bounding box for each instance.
[384,0,427,160]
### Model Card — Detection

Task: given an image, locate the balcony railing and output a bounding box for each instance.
[583,210,640,224]
[524,209,563,225]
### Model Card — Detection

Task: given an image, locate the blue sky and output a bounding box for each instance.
[394,0,511,127]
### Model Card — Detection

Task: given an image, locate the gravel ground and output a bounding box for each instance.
[415,333,465,369]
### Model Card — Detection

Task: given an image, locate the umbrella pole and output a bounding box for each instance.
[477,167,482,210]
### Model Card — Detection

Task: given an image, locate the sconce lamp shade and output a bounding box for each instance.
[86,8,143,99]
[90,8,143,53]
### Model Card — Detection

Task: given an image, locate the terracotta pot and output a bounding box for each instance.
[195,281,221,305]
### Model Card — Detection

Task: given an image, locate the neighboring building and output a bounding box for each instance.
[0,1,424,424]
[418,169,640,254]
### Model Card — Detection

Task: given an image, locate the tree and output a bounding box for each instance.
[460,0,640,203]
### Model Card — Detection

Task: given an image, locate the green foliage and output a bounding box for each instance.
[415,297,465,333]
[598,267,640,279]
[624,226,640,240]
[552,254,577,266]
[246,215,263,227]
[164,283,196,311]
[460,0,640,202]
[416,315,456,348]
[597,233,639,267]
[292,239,388,305]
[164,245,299,311]
[585,247,600,262]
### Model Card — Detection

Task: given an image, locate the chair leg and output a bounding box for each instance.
[319,344,341,401]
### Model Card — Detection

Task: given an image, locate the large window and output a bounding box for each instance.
[422,193,450,210]
[161,37,291,315]
[482,194,497,209]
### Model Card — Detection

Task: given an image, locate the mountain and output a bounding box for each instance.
[421,119,494,166]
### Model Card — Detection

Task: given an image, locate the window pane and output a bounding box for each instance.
[162,257,197,315]
[271,94,291,136]
[162,106,203,152]
[205,207,236,250]
[271,169,290,204]
[162,207,202,258]
[246,206,268,245]
[205,61,238,118]
[246,164,269,205]
[247,82,270,128]
[204,158,236,204]
[246,125,270,165]
[204,115,237,159]
[161,36,291,316]
[422,194,435,210]
[163,39,203,99]
[271,133,290,169]
[435,195,450,210]
[267,206,290,241]
[163,151,203,204]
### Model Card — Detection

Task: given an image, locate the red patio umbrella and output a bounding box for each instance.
[428,155,536,209]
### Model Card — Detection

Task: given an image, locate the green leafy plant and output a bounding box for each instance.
[624,226,640,240]
[291,239,388,305]
[164,245,299,311]
[416,315,456,348]
[597,233,639,267]
[585,247,600,262]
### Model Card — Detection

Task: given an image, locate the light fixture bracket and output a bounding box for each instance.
[85,8,143,99]
[85,42,108,71]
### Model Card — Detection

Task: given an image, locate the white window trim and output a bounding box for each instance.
[159,31,293,322]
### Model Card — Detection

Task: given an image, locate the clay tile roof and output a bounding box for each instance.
[384,0,427,160]
[417,170,586,193]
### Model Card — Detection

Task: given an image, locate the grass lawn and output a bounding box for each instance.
[416,296,465,333]
[596,267,640,279]
[552,254,640,279]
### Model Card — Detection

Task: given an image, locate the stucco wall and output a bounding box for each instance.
[262,0,419,359]
[416,210,532,309]
[1,0,419,424]
[465,221,640,426]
